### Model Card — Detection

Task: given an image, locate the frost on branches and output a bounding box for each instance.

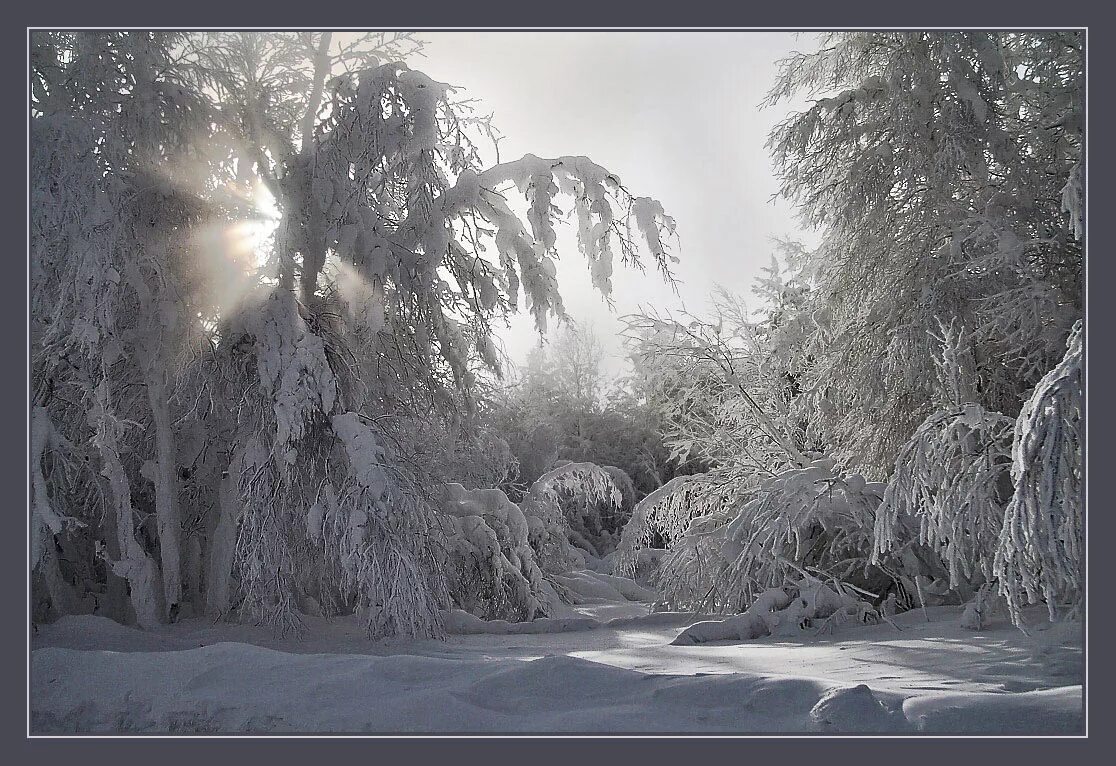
[616,458,888,618]
[995,322,1083,627]
[206,290,449,638]
[695,459,884,614]
[874,322,1016,598]
[613,475,710,580]
[764,32,1083,475]
[873,404,1013,597]
[31,31,1086,662]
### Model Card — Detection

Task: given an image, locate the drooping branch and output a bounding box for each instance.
[995,321,1083,627]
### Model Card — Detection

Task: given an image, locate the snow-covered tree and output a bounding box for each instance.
[765,32,1083,474]
[30,31,678,637]
[33,32,222,624]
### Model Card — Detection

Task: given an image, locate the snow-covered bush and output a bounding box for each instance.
[873,405,1014,596]
[613,475,713,580]
[960,581,1003,630]
[440,483,555,622]
[620,459,886,616]
[695,460,883,613]
[522,462,626,562]
[671,574,875,645]
[437,461,636,621]
[874,322,1016,597]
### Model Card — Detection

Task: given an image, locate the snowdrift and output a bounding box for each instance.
[31,643,1081,734]
[31,610,1082,734]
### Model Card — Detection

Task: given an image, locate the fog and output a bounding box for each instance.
[411,31,820,375]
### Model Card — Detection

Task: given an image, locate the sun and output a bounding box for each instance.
[253,181,282,223]
[190,178,286,317]
[244,182,282,268]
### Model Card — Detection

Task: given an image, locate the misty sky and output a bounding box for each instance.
[410,31,822,377]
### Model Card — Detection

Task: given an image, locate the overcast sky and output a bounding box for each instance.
[410,31,821,377]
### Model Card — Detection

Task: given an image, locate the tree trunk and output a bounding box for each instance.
[144,366,184,617]
[97,503,135,625]
[124,253,185,621]
[205,462,240,618]
[90,382,163,629]
[183,532,204,614]
[296,32,334,304]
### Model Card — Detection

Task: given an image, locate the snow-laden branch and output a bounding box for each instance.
[995,321,1083,627]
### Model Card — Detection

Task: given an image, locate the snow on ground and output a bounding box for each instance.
[30,570,1083,734]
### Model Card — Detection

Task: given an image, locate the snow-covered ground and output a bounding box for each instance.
[30,570,1083,735]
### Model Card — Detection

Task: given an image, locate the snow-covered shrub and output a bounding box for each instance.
[522,462,626,562]
[995,322,1083,626]
[702,459,883,613]
[626,459,885,616]
[613,475,714,580]
[440,483,554,621]
[436,462,634,621]
[873,403,1014,596]
[671,574,874,645]
[960,581,1003,630]
[868,320,1020,606]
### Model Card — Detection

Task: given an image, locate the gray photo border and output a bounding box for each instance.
[5,1,1109,760]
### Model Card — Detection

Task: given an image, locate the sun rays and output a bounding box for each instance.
[188,180,283,320]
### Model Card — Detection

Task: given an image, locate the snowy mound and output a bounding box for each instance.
[809,684,901,732]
